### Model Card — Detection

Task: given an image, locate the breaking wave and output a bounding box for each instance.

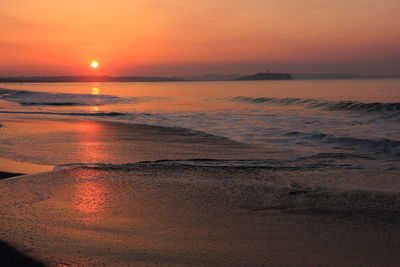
[229,96,400,116]
[0,110,125,117]
[284,131,400,156]
[54,157,357,172]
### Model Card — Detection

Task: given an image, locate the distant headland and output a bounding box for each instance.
[236,72,292,81]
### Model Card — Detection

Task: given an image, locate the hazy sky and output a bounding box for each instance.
[1,0,399,76]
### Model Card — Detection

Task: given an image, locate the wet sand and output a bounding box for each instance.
[0,115,289,167]
[1,116,400,266]
[1,166,400,266]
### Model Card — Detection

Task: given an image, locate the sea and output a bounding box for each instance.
[0,79,400,173]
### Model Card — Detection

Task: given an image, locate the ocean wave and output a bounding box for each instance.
[284,131,400,156]
[0,88,127,106]
[54,158,356,172]
[229,96,400,116]
[0,110,125,117]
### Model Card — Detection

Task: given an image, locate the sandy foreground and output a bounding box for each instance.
[0,166,400,266]
[1,116,400,266]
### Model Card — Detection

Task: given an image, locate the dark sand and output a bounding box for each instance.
[0,240,45,267]
[0,171,24,180]
[1,116,400,266]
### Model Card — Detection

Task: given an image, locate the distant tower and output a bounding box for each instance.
[266,68,270,73]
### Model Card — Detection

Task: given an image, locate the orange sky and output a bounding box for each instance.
[0,0,399,76]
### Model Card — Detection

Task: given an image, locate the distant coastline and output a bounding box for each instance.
[1,73,399,83]
[0,76,183,83]
[0,72,292,83]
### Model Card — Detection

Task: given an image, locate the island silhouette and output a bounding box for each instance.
[236,72,292,80]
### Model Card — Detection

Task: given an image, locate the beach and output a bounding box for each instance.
[2,0,400,264]
[1,80,400,266]
[0,116,400,266]
[1,162,400,266]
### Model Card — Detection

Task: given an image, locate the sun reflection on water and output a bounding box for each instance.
[91,87,100,95]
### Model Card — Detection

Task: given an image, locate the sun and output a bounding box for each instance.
[90,61,99,69]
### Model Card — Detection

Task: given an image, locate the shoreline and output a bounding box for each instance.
[0,157,53,177]
[1,115,400,265]
[0,115,290,166]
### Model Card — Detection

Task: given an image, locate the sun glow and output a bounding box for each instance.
[91,61,99,69]
[92,87,100,95]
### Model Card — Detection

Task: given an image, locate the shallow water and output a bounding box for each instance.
[1,79,400,167]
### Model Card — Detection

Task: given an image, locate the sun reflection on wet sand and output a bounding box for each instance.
[74,172,108,214]
[75,120,102,134]
[73,120,110,223]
